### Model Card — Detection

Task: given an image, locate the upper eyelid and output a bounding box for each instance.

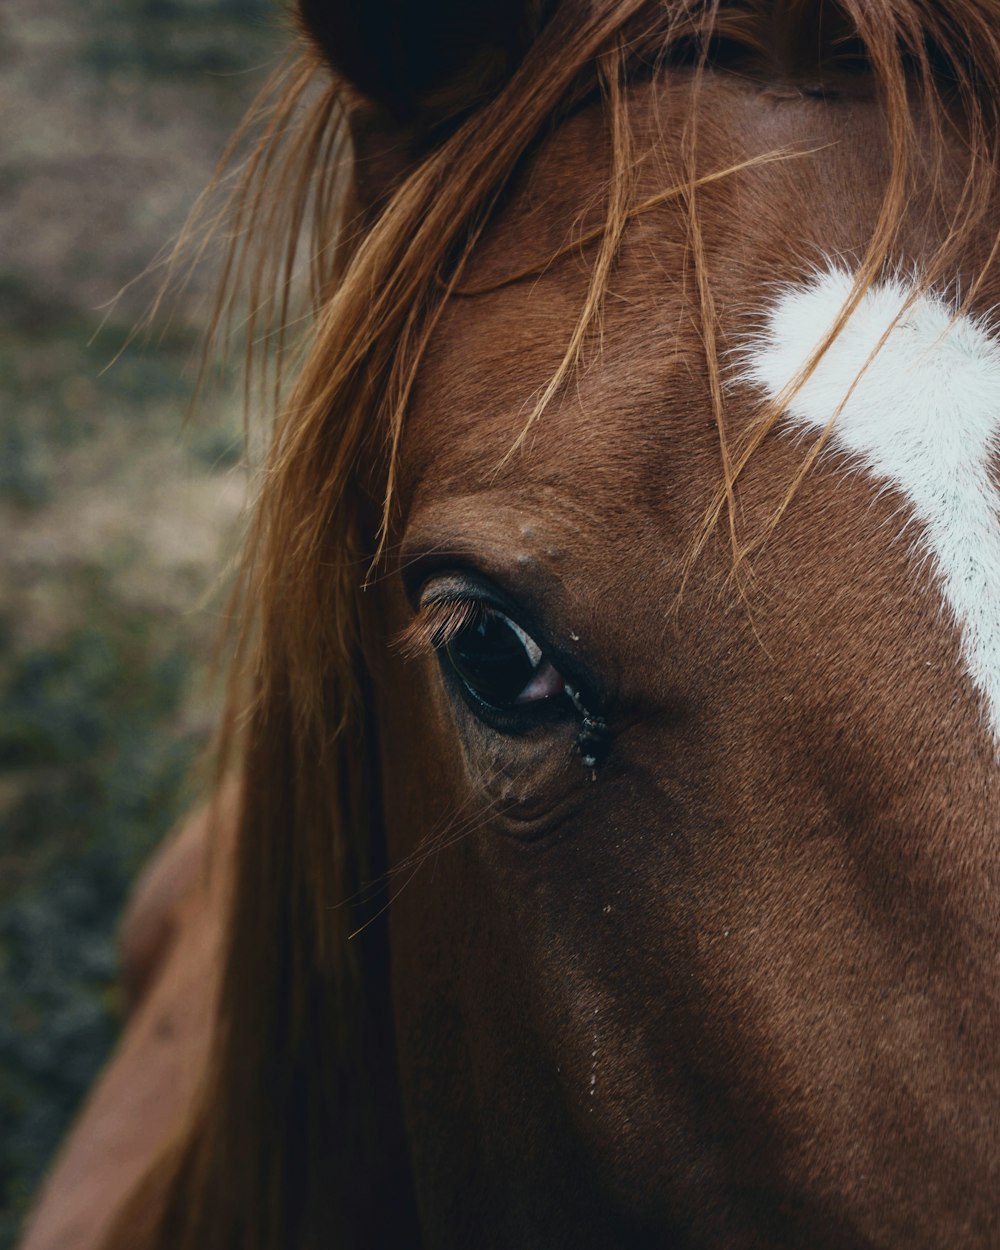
[399,557,552,622]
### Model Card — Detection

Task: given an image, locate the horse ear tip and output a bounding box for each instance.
[295,0,544,125]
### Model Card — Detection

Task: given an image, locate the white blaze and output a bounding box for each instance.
[744,265,1000,750]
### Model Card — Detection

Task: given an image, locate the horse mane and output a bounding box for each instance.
[102,3,1000,1247]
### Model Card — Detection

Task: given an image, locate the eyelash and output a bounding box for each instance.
[395,595,484,659]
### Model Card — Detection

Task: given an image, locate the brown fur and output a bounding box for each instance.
[22,2,1000,1247]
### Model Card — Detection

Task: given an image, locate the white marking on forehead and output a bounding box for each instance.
[745,265,1000,750]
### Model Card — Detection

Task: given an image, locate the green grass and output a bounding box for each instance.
[0,301,241,1250]
[83,0,280,79]
[0,576,207,1244]
[0,2,275,1239]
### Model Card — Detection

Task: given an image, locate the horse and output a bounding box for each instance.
[19,1,1000,1247]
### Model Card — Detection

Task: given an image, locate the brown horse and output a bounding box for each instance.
[20,1,1000,1247]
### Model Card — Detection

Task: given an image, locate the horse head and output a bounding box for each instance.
[114,2,1000,1246]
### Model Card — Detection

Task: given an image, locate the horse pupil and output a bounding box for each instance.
[447,613,536,707]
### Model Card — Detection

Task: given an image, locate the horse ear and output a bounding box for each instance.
[297,0,552,126]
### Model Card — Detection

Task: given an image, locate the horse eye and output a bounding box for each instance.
[445,608,566,710]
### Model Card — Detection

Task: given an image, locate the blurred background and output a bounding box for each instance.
[0,1,285,1241]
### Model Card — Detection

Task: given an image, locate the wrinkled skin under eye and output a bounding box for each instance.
[445,608,566,710]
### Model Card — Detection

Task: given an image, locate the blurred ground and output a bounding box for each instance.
[0,1,284,1241]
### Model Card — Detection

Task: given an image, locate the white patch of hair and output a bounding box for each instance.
[744,264,1000,752]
